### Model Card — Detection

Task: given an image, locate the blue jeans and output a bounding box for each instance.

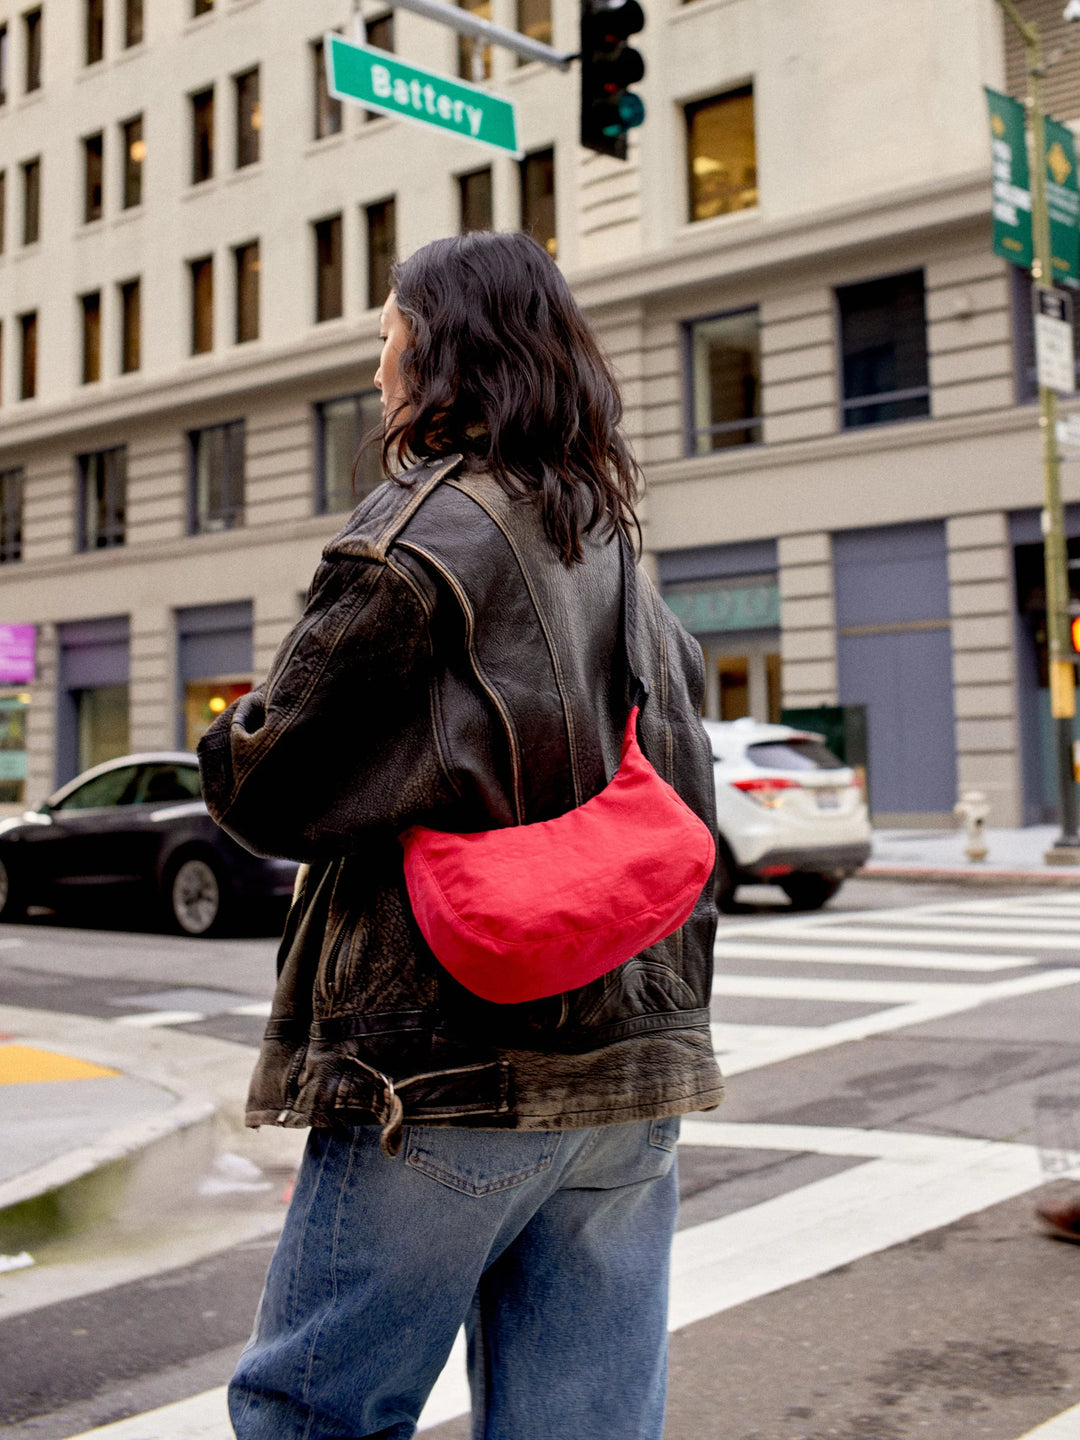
[229,1117,680,1440]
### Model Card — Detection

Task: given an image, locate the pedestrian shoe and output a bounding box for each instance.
[1035,1196,1080,1242]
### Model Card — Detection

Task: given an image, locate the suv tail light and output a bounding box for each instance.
[731,776,800,809]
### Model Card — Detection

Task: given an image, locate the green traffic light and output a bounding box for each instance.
[600,92,645,137]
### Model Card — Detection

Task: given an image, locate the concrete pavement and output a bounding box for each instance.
[866,822,1080,884]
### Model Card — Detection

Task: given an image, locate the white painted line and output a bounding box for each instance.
[60,1385,231,1438]
[229,1001,272,1017]
[840,913,1080,945]
[714,940,1034,971]
[731,923,1080,952]
[0,938,25,949]
[112,1010,207,1028]
[712,974,992,1004]
[1012,1401,1080,1438]
[714,968,1080,1076]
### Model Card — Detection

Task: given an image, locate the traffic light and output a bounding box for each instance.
[1071,613,1080,653]
[579,0,645,161]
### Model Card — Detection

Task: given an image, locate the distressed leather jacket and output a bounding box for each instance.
[198,456,723,1150]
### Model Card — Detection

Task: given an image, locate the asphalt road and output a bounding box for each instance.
[1,876,1079,1440]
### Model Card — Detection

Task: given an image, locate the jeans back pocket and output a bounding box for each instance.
[405,1126,563,1197]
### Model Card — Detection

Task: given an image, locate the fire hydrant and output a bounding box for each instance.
[954,790,990,863]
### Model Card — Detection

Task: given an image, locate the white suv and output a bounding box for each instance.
[704,718,871,911]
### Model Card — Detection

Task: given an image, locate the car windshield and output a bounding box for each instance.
[53,764,140,811]
[134,764,202,804]
[746,739,845,772]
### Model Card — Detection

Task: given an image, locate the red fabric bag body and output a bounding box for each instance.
[401,536,716,1005]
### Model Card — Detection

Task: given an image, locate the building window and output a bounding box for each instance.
[189,420,245,533]
[234,240,259,343]
[19,312,36,398]
[363,13,394,121]
[837,270,930,429]
[24,8,42,93]
[22,157,40,245]
[193,0,213,15]
[314,215,343,322]
[685,309,762,454]
[124,0,143,47]
[121,115,143,208]
[366,199,396,309]
[235,67,260,168]
[78,446,126,550]
[458,0,492,81]
[459,167,492,232]
[190,256,213,353]
[80,291,101,383]
[0,469,23,563]
[191,87,214,184]
[686,86,757,223]
[0,23,9,104]
[85,0,103,64]
[312,37,343,138]
[520,148,555,257]
[316,392,384,513]
[515,0,551,63]
[83,132,103,223]
[120,278,140,373]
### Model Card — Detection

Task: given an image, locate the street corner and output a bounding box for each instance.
[0,1040,121,1086]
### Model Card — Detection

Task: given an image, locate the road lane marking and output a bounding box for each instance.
[61,1123,1053,1440]
[831,913,1080,943]
[112,1010,207,1028]
[714,940,1035,970]
[712,974,993,1003]
[1013,1402,1080,1437]
[723,923,1080,952]
[230,1000,272,1017]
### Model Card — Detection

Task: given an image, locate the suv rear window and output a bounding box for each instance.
[747,739,845,771]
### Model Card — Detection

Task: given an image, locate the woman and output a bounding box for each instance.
[199,231,723,1440]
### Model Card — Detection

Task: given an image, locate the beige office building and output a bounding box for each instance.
[0,0,1075,826]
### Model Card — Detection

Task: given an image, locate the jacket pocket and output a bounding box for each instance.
[404,1126,562,1197]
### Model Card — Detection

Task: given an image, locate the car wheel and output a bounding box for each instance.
[0,856,25,922]
[166,853,228,936]
[781,874,842,911]
[714,844,739,914]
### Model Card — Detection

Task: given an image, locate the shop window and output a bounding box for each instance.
[22,156,40,245]
[75,687,129,773]
[189,419,244,533]
[120,277,140,373]
[191,86,214,184]
[121,115,143,208]
[686,86,757,223]
[183,679,249,751]
[78,446,126,551]
[0,697,29,805]
[837,270,930,429]
[314,215,343,322]
[458,0,492,81]
[312,38,343,138]
[366,198,396,308]
[520,148,555,257]
[83,132,103,223]
[190,255,213,353]
[315,391,383,513]
[515,0,551,62]
[24,8,41,94]
[459,167,492,233]
[235,241,259,343]
[0,468,23,562]
[235,66,260,169]
[684,308,762,454]
[80,291,101,384]
[85,0,103,65]
[124,0,142,47]
[19,312,36,399]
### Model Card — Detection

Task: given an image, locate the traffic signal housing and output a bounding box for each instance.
[1071,613,1080,653]
[580,0,645,161]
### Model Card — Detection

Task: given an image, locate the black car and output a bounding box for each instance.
[0,752,298,935]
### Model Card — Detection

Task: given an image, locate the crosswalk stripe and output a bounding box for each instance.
[112,1010,207,1028]
[713,940,1034,971]
[712,974,995,1003]
[1012,1402,1080,1438]
[836,912,1080,940]
[723,923,1080,952]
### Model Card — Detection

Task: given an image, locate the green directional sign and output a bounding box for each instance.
[325,34,520,156]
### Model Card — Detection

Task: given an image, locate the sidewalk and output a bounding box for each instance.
[863,824,1080,885]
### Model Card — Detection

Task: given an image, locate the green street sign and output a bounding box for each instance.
[985,87,1080,287]
[325,34,520,156]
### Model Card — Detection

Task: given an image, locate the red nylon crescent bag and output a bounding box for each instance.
[401,535,716,1005]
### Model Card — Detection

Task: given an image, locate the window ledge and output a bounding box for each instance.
[75,61,108,84]
[228,163,263,184]
[669,0,747,24]
[13,244,42,262]
[183,179,219,200]
[114,205,145,227]
[306,131,348,155]
[17,89,44,108]
[675,207,761,242]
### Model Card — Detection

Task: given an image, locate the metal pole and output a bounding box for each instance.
[995,0,1080,857]
[383,0,576,69]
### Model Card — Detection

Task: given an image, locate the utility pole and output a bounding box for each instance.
[995,0,1080,860]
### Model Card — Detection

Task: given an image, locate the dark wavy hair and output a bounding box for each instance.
[379,231,641,565]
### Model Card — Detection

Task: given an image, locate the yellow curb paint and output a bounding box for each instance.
[0,1044,120,1085]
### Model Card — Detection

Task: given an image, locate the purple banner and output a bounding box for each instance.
[0,625,36,684]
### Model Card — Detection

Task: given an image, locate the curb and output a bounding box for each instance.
[860,863,1080,886]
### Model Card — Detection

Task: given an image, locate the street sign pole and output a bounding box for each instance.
[996,0,1080,860]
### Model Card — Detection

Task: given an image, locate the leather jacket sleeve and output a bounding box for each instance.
[197,551,437,861]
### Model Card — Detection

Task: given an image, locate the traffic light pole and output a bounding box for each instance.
[996,0,1080,858]
[376,0,575,69]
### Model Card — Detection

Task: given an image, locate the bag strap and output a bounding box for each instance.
[619,530,650,713]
